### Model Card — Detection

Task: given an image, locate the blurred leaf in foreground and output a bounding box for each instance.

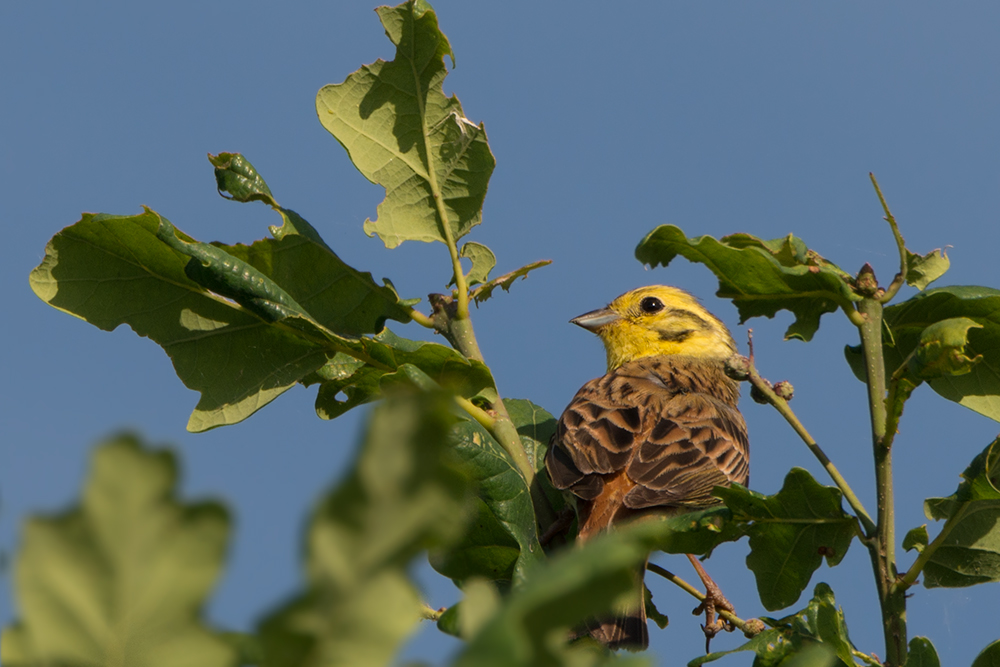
[316,0,495,248]
[635,225,858,341]
[715,469,856,611]
[258,391,474,667]
[1,435,234,667]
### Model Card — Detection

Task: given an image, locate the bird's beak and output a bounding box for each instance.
[571,307,620,332]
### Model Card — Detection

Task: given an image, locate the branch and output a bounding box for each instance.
[738,344,877,537]
[894,503,970,592]
[646,563,765,638]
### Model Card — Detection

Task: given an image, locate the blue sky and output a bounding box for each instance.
[3,2,1000,664]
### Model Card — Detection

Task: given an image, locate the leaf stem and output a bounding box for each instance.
[870,173,907,304]
[408,308,435,329]
[745,361,876,537]
[410,49,471,321]
[646,563,764,637]
[895,503,969,592]
[454,395,496,430]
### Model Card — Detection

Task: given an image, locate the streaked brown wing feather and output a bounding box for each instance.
[547,356,749,515]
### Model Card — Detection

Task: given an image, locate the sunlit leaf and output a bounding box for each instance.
[902,525,929,553]
[845,286,1000,422]
[316,0,494,248]
[469,260,552,305]
[905,248,950,291]
[907,317,982,379]
[0,435,234,667]
[459,241,496,286]
[635,225,858,341]
[29,208,418,431]
[715,469,856,611]
[258,392,474,667]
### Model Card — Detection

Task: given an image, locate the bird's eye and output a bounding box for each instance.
[639,297,664,314]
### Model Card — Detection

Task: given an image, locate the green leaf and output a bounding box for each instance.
[258,392,474,667]
[847,286,1000,422]
[715,469,856,611]
[459,241,496,285]
[307,329,497,420]
[690,584,856,667]
[972,640,1000,667]
[29,208,425,431]
[635,225,858,341]
[907,637,941,667]
[469,260,552,305]
[902,525,929,553]
[921,437,1000,588]
[454,521,657,667]
[643,587,669,630]
[430,416,545,587]
[905,248,950,291]
[316,0,495,248]
[0,435,234,667]
[505,398,568,516]
[209,151,277,206]
[907,317,982,379]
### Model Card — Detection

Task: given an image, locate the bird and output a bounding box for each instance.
[545,285,749,651]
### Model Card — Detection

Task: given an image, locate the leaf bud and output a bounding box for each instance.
[724,354,751,381]
[773,381,795,401]
[854,263,879,297]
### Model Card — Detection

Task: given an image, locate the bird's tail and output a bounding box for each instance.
[582,561,649,651]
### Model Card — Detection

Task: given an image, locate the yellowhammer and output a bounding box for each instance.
[545,285,749,650]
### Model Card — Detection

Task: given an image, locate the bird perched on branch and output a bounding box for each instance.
[545,285,749,650]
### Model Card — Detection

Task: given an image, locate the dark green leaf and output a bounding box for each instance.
[0,435,235,667]
[307,329,497,420]
[905,248,950,291]
[505,398,567,516]
[469,260,552,305]
[848,286,1000,422]
[907,637,940,667]
[635,225,858,341]
[921,437,1000,587]
[430,417,545,587]
[972,640,1000,667]
[258,392,474,667]
[715,469,856,611]
[209,152,277,206]
[316,0,495,248]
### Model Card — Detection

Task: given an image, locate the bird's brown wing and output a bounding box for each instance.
[546,358,749,517]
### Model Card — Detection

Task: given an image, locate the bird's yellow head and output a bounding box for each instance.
[572,285,737,371]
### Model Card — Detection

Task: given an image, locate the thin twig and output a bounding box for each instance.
[744,338,877,538]
[646,563,764,638]
[870,173,907,304]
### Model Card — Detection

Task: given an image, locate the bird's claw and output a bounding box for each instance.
[692,585,736,652]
